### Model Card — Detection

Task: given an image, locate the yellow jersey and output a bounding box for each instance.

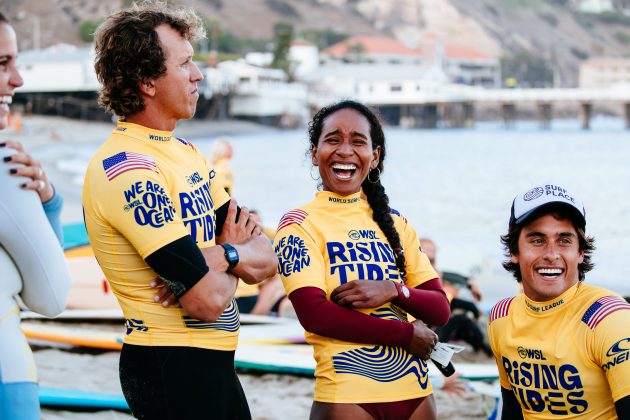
[275,191,438,403]
[488,283,630,419]
[83,121,236,350]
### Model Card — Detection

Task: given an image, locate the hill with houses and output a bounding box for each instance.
[3,0,630,87]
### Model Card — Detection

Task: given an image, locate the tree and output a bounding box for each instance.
[271,22,294,79]
[78,20,102,43]
[501,51,554,88]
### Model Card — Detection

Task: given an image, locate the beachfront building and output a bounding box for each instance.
[301,61,477,127]
[320,35,501,88]
[216,60,309,127]
[14,44,106,120]
[579,58,630,88]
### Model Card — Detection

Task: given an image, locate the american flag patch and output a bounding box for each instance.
[582,296,630,330]
[102,152,157,181]
[489,297,515,323]
[390,208,407,223]
[277,209,308,231]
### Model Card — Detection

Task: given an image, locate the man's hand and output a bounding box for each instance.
[150,277,181,308]
[330,279,398,308]
[216,199,261,245]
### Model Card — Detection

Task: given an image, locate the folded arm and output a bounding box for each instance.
[392,278,450,326]
[291,286,437,359]
[214,199,277,284]
[331,278,450,327]
[290,286,413,347]
[146,235,238,323]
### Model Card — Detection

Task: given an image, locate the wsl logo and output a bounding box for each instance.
[517,346,547,360]
[348,230,379,240]
[186,171,204,187]
[602,337,630,372]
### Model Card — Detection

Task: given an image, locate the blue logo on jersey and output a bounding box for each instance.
[502,357,588,415]
[517,347,547,360]
[123,181,176,228]
[327,240,399,284]
[275,235,311,277]
[602,337,630,372]
[179,181,216,243]
[348,230,379,240]
[186,171,204,187]
[125,319,148,335]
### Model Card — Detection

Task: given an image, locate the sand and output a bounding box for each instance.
[3,115,498,419]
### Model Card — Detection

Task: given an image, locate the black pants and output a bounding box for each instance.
[119,344,251,420]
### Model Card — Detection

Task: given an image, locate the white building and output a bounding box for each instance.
[216,60,309,125]
[574,0,615,13]
[289,40,319,79]
[579,58,630,88]
[16,44,98,93]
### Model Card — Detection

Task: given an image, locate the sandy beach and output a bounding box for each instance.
[3,115,498,419]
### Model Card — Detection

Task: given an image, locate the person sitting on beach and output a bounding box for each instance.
[83,3,277,419]
[488,183,630,418]
[275,100,450,419]
[211,137,234,196]
[420,238,492,357]
[236,209,288,316]
[0,13,71,420]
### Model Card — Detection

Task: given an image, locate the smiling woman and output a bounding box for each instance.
[274,100,451,419]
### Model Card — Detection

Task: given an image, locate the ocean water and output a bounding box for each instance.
[193,117,630,307]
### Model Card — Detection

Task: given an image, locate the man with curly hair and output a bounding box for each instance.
[82,3,277,418]
[488,183,630,419]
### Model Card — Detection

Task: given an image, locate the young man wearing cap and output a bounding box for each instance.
[488,183,630,419]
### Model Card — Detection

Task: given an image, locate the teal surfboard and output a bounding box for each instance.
[39,387,129,411]
[62,222,90,250]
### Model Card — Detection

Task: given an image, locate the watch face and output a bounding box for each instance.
[227,249,238,260]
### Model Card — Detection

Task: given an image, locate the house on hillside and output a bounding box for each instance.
[320,35,500,88]
[579,58,630,88]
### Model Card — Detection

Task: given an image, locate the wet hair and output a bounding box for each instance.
[93,1,204,117]
[500,204,595,282]
[308,100,407,278]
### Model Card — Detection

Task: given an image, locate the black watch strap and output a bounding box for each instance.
[220,243,239,270]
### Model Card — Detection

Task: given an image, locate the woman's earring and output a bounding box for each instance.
[367,168,380,184]
[310,166,321,181]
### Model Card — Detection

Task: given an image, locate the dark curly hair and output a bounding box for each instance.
[94,2,204,117]
[500,205,595,282]
[308,100,407,278]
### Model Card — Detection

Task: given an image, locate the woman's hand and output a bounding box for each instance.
[330,279,398,308]
[407,319,438,361]
[2,140,54,203]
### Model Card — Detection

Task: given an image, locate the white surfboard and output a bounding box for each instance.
[235,343,499,380]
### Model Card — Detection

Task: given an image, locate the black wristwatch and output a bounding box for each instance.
[220,243,239,270]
